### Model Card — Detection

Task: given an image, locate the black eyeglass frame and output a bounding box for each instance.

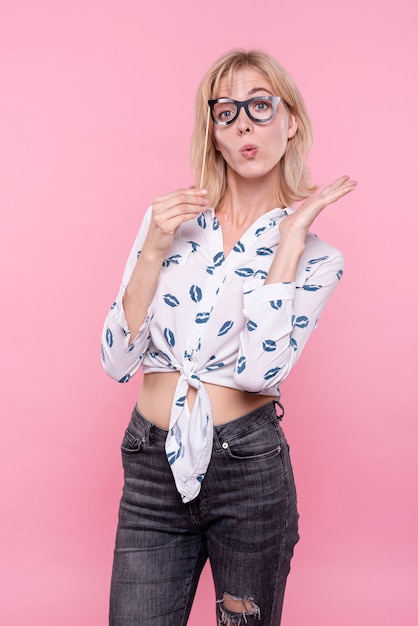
[208,95,281,126]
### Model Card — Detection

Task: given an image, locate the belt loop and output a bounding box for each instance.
[274,400,285,421]
[212,426,222,452]
[143,419,153,445]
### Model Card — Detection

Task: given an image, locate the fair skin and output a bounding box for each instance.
[123,67,357,430]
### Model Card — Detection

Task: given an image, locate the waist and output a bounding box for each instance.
[136,371,277,429]
[130,400,281,446]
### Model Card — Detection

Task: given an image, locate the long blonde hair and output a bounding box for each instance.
[190,49,317,208]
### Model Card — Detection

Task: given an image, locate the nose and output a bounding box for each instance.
[236,107,252,135]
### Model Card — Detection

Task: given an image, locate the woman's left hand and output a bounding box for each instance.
[279,175,357,240]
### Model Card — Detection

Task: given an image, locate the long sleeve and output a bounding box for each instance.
[100,205,345,502]
[101,207,154,383]
[233,237,344,392]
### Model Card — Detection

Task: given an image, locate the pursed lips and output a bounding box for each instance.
[240,144,258,158]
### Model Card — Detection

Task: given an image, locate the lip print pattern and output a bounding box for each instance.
[195,311,211,324]
[263,339,277,352]
[106,328,113,347]
[236,356,246,374]
[235,267,254,277]
[102,206,344,502]
[256,247,273,256]
[302,284,322,292]
[197,213,207,229]
[218,321,234,336]
[308,256,329,264]
[190,285,203,302]
[163,293,180,307]
[213,251,225,266]
[233,241,245,253]
[294,315,309,328]
[164,328,176,347]
[162,254,182,267]
[263,366,281,380]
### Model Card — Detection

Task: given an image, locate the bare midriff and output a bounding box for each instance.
[136,372,276,429]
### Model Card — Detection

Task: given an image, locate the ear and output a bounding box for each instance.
[287,114,298,139]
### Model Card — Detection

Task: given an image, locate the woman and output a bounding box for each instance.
[102,49,356,625]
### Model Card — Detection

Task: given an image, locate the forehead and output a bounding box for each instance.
[214,67,274,99]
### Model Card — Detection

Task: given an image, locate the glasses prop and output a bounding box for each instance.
[208,95,280,126]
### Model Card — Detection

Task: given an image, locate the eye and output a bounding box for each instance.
[253,99,272,112]
[248,97,275,121]
[212,101,237,123]
[219,109,233,120]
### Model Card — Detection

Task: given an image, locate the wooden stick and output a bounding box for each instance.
[199,106,211,189]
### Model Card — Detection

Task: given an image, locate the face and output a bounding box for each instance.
[212,67,297,184]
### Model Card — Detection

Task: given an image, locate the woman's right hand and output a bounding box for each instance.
[143,188,208,258]
[122,188,207,341]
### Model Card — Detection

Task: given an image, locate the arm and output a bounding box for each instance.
[233,176,356,392]
[101,188,208,382]
[233,245,344,391]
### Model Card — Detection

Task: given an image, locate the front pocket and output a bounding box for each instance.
[121,428,144,454]
[220,420,281,460]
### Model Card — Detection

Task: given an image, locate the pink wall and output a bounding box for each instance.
[1,1,417,624]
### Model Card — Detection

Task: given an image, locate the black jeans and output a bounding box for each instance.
[110,402,299,625]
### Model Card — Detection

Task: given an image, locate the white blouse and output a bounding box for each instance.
[101,205,344,502]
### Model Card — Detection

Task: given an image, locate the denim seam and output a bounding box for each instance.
[218,415,279,444]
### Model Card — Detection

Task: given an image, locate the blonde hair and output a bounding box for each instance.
[190,49,317,208]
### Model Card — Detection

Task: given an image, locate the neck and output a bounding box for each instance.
[216,166,281,229]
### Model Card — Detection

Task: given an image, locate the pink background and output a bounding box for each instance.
[1,1,417,624]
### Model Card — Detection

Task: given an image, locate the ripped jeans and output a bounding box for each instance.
[109,402,299,625]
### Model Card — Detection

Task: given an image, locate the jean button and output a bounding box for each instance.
[222,442,228,449]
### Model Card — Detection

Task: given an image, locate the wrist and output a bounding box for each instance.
[278,232,306,257]
[140,240,169,263]
[264,235,306,285]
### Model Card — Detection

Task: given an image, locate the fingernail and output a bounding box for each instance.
[200,188,208,194]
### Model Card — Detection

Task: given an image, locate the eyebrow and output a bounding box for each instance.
[248,86,274,96]
[215,85,275,100]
